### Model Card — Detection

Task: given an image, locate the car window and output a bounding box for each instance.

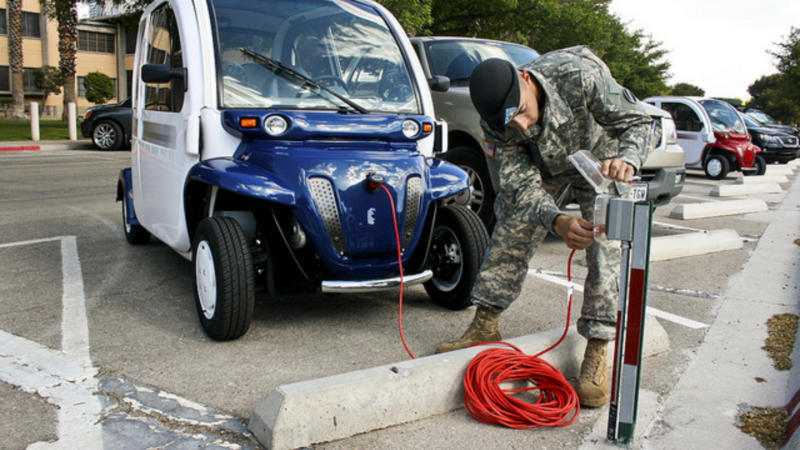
[424,40,538,84]
[144,3,184,112]
[661,103,703,132]
[699,99,746,134]
[211,0,419,114]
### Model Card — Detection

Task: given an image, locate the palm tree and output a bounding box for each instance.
[8,0,26,119]
[41,0,78,120]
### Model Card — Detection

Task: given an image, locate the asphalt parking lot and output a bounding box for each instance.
[1,146,798,449]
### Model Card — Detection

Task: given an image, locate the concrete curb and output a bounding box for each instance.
[669,199,768,220]
[0,140,93,151]
[650,229,742,261]
[735,175,789,184]
[249,319,670,449]
[711,183,782,197]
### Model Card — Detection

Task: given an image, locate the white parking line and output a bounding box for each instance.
[653,221,758,243]
[0,236,102,448]
[526,268,709,329]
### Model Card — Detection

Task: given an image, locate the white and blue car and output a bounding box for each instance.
[117,0,489,340]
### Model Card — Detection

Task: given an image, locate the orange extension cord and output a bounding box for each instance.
[463,248,580,428]
[382,186,579,428]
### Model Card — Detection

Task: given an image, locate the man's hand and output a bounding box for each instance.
[554,215,594,250]
[601,158,635,182]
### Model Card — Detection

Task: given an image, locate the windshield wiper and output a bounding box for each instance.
[240,48,368,115]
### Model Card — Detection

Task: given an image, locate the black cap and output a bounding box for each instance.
[469,58,520,132]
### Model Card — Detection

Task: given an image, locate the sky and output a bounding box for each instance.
[609,0,800,100]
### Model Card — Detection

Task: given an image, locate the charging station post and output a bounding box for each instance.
[605,199,653,444]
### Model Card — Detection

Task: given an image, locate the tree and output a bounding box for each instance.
[671,82,704,97]
[747,27,800,125]
[83,71,115,104]
[41,0,79,121]
[376,0,432,35]
[747,74,800,125]
[428,0,671,99]
[7,0,26,119]
[32,66,64,115]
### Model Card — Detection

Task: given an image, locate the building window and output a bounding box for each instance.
[23,68,41,93]
[0,66,9,92]
[78,30,116,53]
[78,75,117,98]
[0,67,42,93]
[125,27,137,54]
[22,11,40,38]
[0,9,7,35]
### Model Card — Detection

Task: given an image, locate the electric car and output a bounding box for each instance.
[117,0,489,341]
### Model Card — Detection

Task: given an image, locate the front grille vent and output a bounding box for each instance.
[308,177,345,255]
[402,176,423,249]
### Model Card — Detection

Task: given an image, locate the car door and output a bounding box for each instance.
[133,1,197,252]
[658,101,708,168]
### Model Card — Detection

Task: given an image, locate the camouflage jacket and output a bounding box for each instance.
[481,45,656,231]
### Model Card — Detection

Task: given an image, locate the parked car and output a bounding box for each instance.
[741,113,799,164]
[118,0,489,341]
[411,36,685,232]
[80,98,132,150]
[645,96,764,179]
[742,108,800,139]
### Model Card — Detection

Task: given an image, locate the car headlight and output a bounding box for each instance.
[84,110,93,120]
[401,119,420,138]
[264,115,289,136]
[759,134,779,144]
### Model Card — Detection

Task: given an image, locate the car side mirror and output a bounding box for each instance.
[428,75,450,92]
[141,64,187,91]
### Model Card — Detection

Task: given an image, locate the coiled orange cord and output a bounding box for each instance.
[462,249,580,428]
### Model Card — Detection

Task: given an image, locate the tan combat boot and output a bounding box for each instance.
[577,338,609,407]
[435,306,501,353]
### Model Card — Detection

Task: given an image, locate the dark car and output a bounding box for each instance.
[742,108,800,139]
[80,99,132,150]
[742,113,799,164]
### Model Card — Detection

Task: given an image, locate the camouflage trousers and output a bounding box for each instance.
[471,171,621,341]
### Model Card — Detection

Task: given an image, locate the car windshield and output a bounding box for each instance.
[699,99,746,134]
[747,110,776,124]
[210,0,419,114]
[742,113,763,128]
[425,40,539,85]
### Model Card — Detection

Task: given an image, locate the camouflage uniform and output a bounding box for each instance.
[471,46,657,340]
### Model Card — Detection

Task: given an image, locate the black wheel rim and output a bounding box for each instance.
[429,224,463,292]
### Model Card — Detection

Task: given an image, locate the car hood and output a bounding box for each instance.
[747,126,793,137]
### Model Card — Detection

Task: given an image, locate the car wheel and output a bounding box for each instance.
[192,216,255,341]
[92,120,123,150]
[744,155,767,176]
[424,205,489,310]
[704,154,730,180]
[121,191,150,245]
[440,146,496,233]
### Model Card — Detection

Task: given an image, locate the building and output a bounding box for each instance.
[0,0,136,117]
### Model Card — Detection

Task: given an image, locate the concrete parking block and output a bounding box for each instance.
[735,175,788,184]
[765,165,796,176]
[669,199,768,220]
[249,319,670,450]
[710,183,782,197]
[650,229,742,261]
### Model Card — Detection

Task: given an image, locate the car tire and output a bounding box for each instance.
[192,216,255,341]
[92,120,123,150]
[440,146,496,233]
[744,155,767,176]
[424,205,489,310]
[704,154,730,179]
[121,191,150,245]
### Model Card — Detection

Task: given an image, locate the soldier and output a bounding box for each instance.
[436,46,657,407]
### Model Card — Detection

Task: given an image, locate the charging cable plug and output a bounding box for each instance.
[365,172,386,193]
